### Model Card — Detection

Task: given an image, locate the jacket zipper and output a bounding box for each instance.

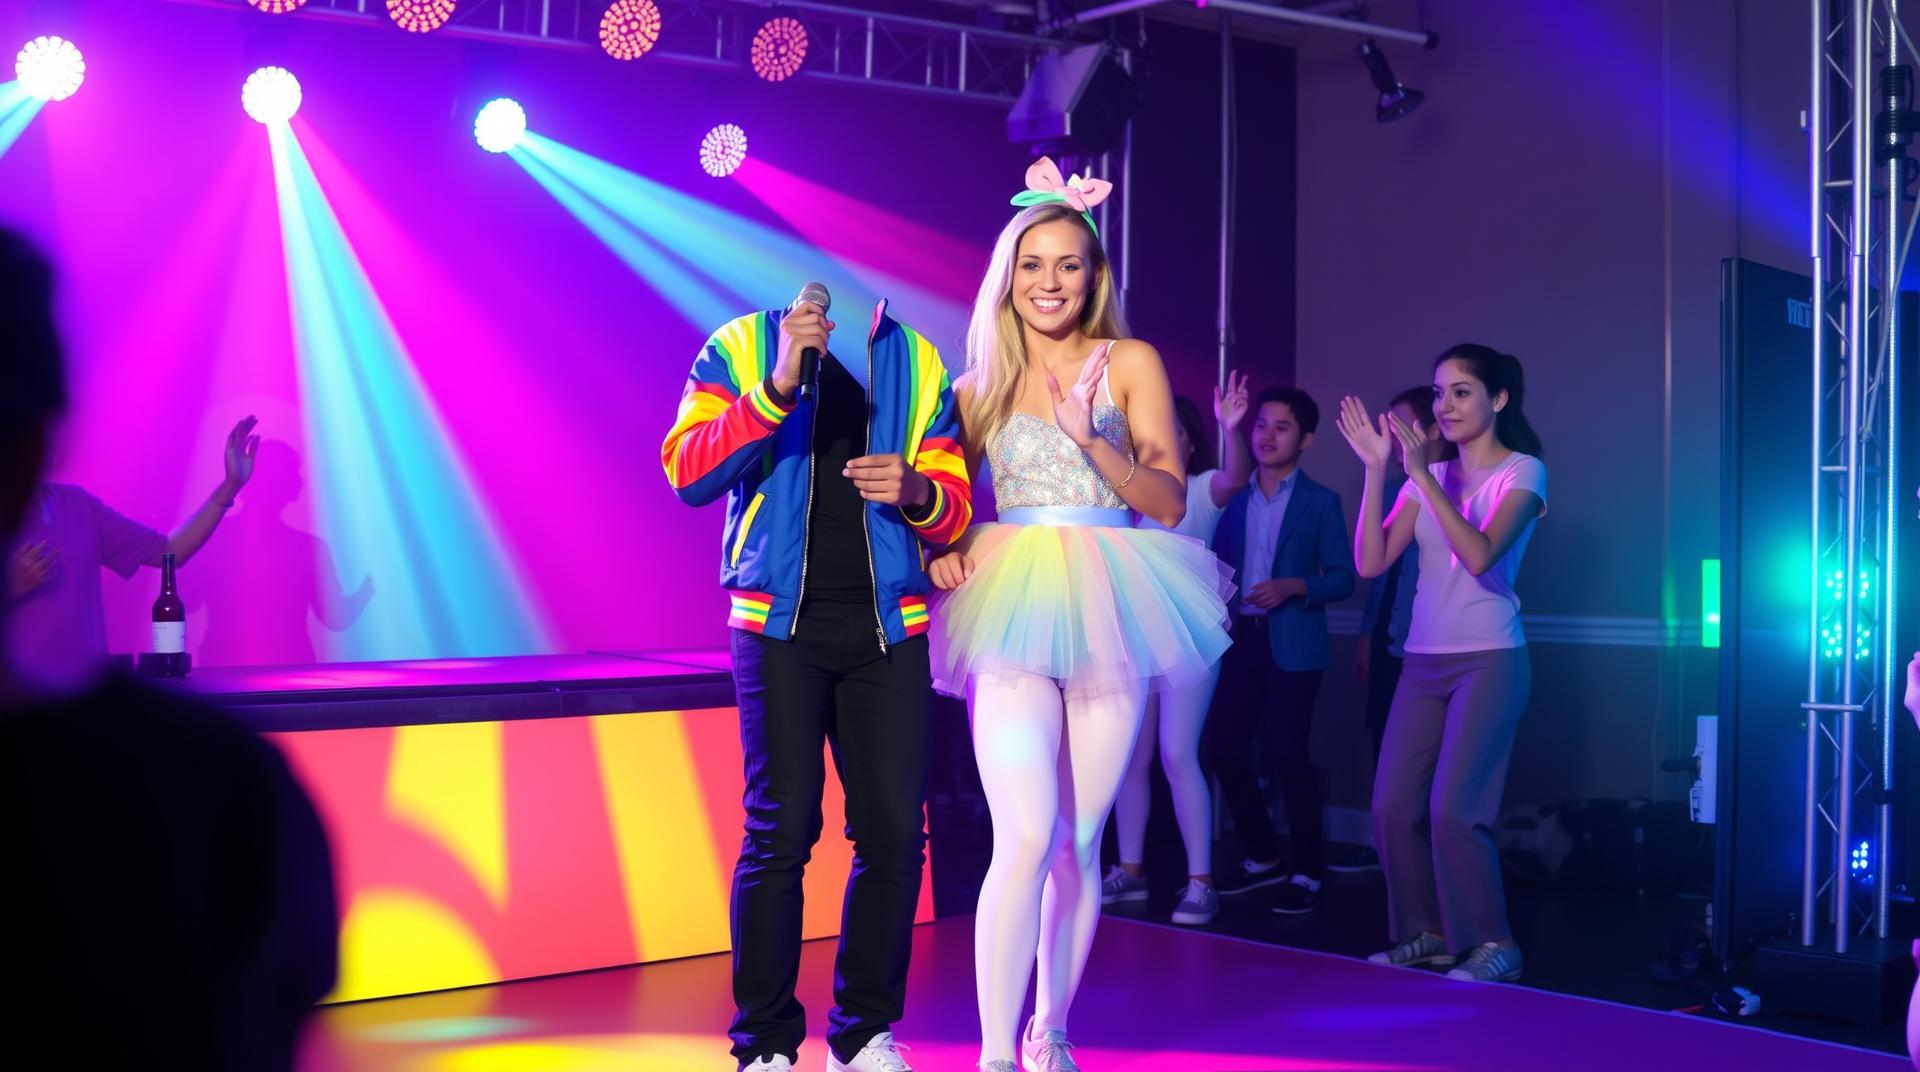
[794,368,820,634]
[862,329,889,654]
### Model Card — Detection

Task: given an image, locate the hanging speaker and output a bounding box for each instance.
[1006,43,1140,156]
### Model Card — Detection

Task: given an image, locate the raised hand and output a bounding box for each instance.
[773,303,834,399]
[1050,349,1110,449]
[1336,395,1393,470]
[224,416,261,492]
[1387,410,1430,479]
[1214,370,1251,429]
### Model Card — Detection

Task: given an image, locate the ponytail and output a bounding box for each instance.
[1435,343,1544,458]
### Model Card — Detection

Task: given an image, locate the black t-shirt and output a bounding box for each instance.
[805,353,877,605]
[0,674,338,1070]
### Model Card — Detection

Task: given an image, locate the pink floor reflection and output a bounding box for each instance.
[299,917,1903,1072]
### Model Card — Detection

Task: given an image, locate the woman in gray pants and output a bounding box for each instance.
[1336,344,1547,984]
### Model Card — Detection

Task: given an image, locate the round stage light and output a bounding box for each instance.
[750,16,808,83]
[599,0,662,62]
[474,98,526,153]
[247,0,310,13]
[15,36,85,102]
[241,66,302,125]
[699,123,747,178]
[387,0,456,34]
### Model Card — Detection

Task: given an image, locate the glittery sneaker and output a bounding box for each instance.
[1021,1018,1080,1072]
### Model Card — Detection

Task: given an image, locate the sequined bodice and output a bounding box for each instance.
[989,400,1134,511]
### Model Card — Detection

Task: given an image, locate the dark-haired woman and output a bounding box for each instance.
[1336,344,1547,983]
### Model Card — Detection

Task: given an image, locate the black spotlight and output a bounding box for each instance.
[1358,38,1424,123]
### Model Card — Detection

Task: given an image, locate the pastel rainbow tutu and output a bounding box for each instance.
[930,506,1236,700]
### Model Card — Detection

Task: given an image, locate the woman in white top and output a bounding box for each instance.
[1103,374,1251,926]
[1337,344,1547,984]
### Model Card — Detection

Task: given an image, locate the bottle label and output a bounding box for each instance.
[152,622,186,654]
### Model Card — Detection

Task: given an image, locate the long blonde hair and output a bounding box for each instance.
[963,202,1130,449]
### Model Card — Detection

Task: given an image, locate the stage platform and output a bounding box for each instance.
[297,915,1906,1071]
[180,649,937,1005]
[188,650,736,731]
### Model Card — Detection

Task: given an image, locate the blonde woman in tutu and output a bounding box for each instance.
[929,159,1234,1072]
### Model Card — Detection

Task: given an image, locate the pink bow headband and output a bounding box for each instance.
[1009,156,1114,236]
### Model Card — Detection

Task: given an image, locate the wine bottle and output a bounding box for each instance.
[151,551,187,676]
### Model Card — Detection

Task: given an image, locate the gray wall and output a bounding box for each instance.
[1287,0,1808,812]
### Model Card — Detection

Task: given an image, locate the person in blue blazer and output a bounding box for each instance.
[1204,386,1356,914]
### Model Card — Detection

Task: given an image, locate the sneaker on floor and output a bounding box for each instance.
[828,1032,913,1072]
[1214,857,1289,896]
[1021,1018,1081,1072]
[1324,843,1381,873]
[1446,941,1523,982]
[979,1063,1019,1072]
[1269,874,1324,915]
[1100,864,1149,904]
[1169,879,1220,925]
[1368,931,1456,968]
[743,1057,794,1072]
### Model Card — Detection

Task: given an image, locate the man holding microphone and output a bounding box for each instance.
[662,286,971,1072]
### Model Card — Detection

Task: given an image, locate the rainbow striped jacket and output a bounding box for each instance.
[661,301,972,647]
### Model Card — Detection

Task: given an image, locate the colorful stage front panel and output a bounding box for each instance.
[273,707,934,1003]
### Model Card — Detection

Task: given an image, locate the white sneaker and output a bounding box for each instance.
[1368,931,1455,968]
[827,1031,913,1072]
[1445,941,1523,982]
[1169,879,1219,925]
[1099,864,1148,904]
[743,1057,793,1072]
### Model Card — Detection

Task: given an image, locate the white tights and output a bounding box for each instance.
[968,669,1148,1064]
[1113,663,1220,877]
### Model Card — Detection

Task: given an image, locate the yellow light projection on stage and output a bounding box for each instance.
[387,722,509,909]
[273,707,935,1003]
[589,712,732,960]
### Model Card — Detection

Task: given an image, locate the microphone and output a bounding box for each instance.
[792,281,831,403]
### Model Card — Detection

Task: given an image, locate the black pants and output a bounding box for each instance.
[1366,636,1406,764]
[1202,616,1326,878]
[727,600,931,1067]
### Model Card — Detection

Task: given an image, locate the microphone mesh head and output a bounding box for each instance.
[797,282,831,312]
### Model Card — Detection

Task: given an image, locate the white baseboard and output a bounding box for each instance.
[1326,608,1702,648]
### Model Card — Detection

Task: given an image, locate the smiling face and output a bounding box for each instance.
[1432,358,1505,445]
[1251,400,1306,468]
[1011,218,1094,336]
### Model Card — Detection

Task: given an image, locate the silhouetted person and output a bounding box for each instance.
[0,225,338,1070]
[194,439,373,666]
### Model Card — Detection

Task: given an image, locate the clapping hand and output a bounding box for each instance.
[1336,396,1393,470]
[1049,349,1111,449]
